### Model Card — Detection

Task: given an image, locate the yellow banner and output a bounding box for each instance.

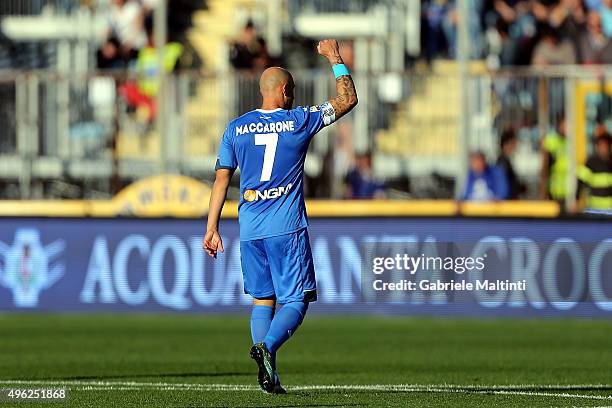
[0,174,560,218]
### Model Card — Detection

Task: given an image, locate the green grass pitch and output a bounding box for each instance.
[0,314,611,407]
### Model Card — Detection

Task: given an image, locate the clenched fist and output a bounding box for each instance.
[317,39,341,61]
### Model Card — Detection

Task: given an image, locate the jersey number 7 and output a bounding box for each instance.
[254,133,278,182]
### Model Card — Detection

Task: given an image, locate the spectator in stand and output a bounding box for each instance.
[531,24,577,65]
[496,128,526,199]
[540,118,568,203]
[576,131,612,212]
[488,0,537,65]
[97,37,122,69]
[230,20,273,71]
[577,10,612,63]
[462,151,509,201]
[491,0,529,25]
[422,0,451,60]
[547,0,586,60]
[120,20,183,123]
[345,153,386,199]
[548,0,586,31]
[253,38,274,71]
[97,0,146,69]
[442,0,485,59]
[230,20,275,115]
[420,0,612,65]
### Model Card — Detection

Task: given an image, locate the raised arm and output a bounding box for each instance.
[317,39,358,120]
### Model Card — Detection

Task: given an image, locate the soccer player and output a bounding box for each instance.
[203,39,357,393]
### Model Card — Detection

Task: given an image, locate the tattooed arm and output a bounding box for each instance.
[317,39,358,120]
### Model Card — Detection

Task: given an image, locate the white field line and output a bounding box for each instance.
[1,380,611,390]
[0,380,611,401]
[423,389,612,401]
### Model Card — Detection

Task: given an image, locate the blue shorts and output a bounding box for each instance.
[240,228,317,304]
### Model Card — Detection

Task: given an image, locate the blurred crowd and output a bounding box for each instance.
[96,0,200,69]
[423,0,612,66]
[96,0,156,69]
[1,0,611,210]
[462,122,612,213]
[229,20,278,71]
[222,14,612,207]
[95,0,204,123]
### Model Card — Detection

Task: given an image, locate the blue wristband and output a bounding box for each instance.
[332,64,350,79]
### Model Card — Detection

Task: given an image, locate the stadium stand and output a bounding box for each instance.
[0,0,610,214]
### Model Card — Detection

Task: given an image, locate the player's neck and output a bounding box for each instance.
[260,98,285,111]
[260,104,284,111]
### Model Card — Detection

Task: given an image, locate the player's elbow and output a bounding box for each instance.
[344,93,358,113]
[214,169,233,186]
[349,94,358,108]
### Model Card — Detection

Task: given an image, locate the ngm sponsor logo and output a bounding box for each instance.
[243,183,293,202]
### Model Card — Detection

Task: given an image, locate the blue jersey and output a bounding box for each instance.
[216,104,336,241]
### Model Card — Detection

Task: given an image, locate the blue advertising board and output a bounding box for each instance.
[0,217,610,317]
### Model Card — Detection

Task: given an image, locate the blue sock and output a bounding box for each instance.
[263,302,308,354]
[250,305,274,344]
[250,305,279,383]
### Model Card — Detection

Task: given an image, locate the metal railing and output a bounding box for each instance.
[287,0,392,15]
[0,0,77,16]
[0,66,608,202]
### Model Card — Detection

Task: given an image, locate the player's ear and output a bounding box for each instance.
[282,81,294,98]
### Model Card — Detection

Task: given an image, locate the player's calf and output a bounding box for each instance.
[263,301,309,354]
